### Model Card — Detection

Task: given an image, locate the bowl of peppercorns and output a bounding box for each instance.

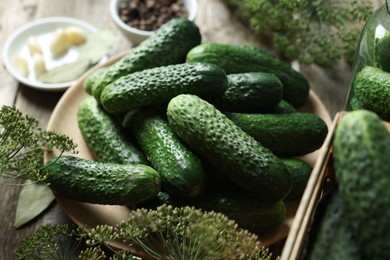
[110,0,197,45]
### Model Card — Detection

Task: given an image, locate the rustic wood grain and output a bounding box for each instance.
[0,0,386,258]
[0,1,40,258]
[0,0,38,107]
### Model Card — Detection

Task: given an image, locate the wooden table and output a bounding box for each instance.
[0,0,383,258]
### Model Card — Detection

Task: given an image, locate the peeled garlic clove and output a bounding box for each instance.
[50,28,70,57]
[64,26,87,45]
[32,53,46,76]
[27,36,43,55]
[12,54,29,77]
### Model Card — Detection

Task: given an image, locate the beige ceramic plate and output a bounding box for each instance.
[44,51,332,251]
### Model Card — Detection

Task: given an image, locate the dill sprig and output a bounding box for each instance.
[0,105,77,184]
[16,205,273,260]
[225,0,373,67]
[115,205,271,259]
[16,224,81,260]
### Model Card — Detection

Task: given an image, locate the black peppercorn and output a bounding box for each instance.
[118,0,189,31]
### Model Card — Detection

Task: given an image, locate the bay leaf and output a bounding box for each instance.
[37,28,116,84]
[78,28,116,64]
[14,180,55,228]
[38,58,91,83]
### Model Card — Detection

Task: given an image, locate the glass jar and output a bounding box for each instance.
[345,0,390,120]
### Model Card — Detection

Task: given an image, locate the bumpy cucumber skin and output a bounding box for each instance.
[225,112,328,156]
[266,100,296,114]
[348,96,365,111]
[43,156,161,205]
[204,158,311,199]
[126,109,205,201]
[195,192,286,233]
[77,97,148,165]
[101,62,228,114]
[354,66,390,120]
[302,189,360,260]
[334,110,390,259]
[84,67,108,95]
[282,158,312,201]
[167,94,292,202]
[186,42,310,108]
[209,72,283,112]
[89,18,201,103]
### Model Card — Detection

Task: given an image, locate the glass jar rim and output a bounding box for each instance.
[387,0,390,13]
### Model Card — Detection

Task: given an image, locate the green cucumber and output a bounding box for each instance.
[43,156,161,205]
[209,72,283,112]
[225,112,328,156]
[139,191,286,234]
[204,158,312,200]
[124,109,205,200]
[266,100,296,114]
[77,97,148,164]
[282,158,312,201]
[88,18,201,102]
[333,110,390,259]
[84,67,108,95]
[101,62,228,114]
[167,94,292,202]
[302,189,360,260]
[203,160,245,193]
[374,30,390,72]
[354,66,390,120]
[195,192,286,233]
[348,95,365,111]
[186,42,310,108]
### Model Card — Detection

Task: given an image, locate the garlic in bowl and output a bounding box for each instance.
[2,17,113,91]
[110,0,198,45]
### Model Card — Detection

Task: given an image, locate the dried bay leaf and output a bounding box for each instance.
[38,58,91,83]
[38,28,116,84]
[14,180,55,228]
[78,28,116,64]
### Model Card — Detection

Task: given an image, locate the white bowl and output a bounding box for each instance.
[109,0,198,45]
[2,17,99,91]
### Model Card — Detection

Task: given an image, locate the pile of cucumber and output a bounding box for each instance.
[43,18,328,234]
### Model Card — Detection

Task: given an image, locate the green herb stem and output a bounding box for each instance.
[225,0,373,66]
[0,105,77,185]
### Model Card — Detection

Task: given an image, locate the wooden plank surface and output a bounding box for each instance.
[0,0,385,258]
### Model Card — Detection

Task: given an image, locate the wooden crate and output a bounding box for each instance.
[280,112,390,260]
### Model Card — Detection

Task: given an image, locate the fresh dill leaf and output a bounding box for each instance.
[15,224,81,260]
[115,205,272,259]
[0,105,77,184]
[225,0,373,66]
[78,247,107,260]
[18,205,273,259]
